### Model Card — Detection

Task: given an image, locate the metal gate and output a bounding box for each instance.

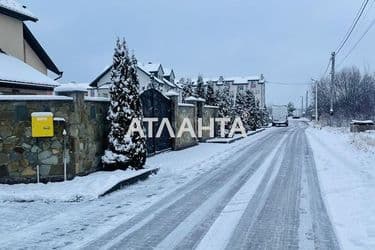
[140,89,172,155]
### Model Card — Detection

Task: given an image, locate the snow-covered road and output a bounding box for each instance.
[0,121,340,249]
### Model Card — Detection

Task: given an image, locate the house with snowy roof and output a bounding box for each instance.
[89,62,182,99]
[190,75,266,109]
[0,0,61,95]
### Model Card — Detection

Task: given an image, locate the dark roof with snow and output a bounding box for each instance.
[23,24,61,75]
[90,63,181,89]
[0,0,38,22]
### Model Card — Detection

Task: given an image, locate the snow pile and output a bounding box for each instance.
[0,53,58,86]
[349,130,375,153]
[0,169,157,202]
[306,126,375,249]
[0,0,37,20]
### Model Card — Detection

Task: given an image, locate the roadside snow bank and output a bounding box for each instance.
[0,168,156,202]
[306,126,375,250]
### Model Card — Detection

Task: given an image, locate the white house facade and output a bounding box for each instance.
[89,62,182,100]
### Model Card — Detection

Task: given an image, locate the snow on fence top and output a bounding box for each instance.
[178,103,194,107]
[0,0,37,20]
[0,95,73,101]
[185,96,205,102]
[351,120,374,125]
[165,90,179,96]
[204,105,219,109]
[54,82,89,93]
[0,53,58,87]
[84,97,110,102]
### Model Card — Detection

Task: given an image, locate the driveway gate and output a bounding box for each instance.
[140,89,172,155]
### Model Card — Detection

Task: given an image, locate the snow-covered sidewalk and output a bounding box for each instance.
[0,168,158,202]
[306,126,375,250]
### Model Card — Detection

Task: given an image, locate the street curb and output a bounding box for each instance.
[206,128,266,144]
[99,167,160,197]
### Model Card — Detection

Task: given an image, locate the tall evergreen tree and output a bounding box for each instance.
[234,91,251,131]
[205,83,216,106]
[181,78,193,102]
[216,85,234,118]
[102,39,146,170]
[195,75,206,99]
[245,90,259,130]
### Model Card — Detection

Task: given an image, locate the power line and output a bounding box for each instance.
[267,81,310,86]
[338,4,375,67]
[336,0,369,55]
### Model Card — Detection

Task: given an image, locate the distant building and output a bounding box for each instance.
[191,75,266,108]
[89,62,182,99]
[0,0,61,95]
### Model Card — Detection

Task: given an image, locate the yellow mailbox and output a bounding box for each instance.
[31,112,54,138]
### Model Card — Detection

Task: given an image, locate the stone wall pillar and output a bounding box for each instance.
[165,91,179,150]
[185,97,198,137]
[186,97,206,142]
[55,90,86,176]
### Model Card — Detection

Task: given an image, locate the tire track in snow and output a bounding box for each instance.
[226,128,302,249]
[191,131,289,250]
[105,130,291,249]
[157,131,290,250]
[81,129,286,249]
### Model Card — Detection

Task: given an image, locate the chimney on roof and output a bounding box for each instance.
[148,62,152,64]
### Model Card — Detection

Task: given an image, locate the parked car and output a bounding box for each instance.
[272,105,288,127]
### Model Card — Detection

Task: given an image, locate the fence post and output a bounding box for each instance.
[165,91,179,150]
[55,88,86,179]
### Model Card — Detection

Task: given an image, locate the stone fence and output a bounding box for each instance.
[0,91,109,184]
[0,90,218,184]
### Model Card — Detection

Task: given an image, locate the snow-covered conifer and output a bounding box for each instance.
[195,75,206,99]
[181,78,194,102]
[102,39,146,170]
[205,83,216,106]
[216,85,234,118]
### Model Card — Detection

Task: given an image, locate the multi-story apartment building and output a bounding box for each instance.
[193,75,266,109]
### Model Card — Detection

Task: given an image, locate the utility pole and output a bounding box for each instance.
[330,52,335,116]
[313,79,318,122]
[306,91,309,115]
[301,96,304,116]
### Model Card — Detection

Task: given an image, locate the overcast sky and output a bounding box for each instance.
[24,0,375,106]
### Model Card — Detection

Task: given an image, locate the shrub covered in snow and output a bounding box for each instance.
[102,39,146,170]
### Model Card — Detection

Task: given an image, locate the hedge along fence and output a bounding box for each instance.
[0,90,218,184]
